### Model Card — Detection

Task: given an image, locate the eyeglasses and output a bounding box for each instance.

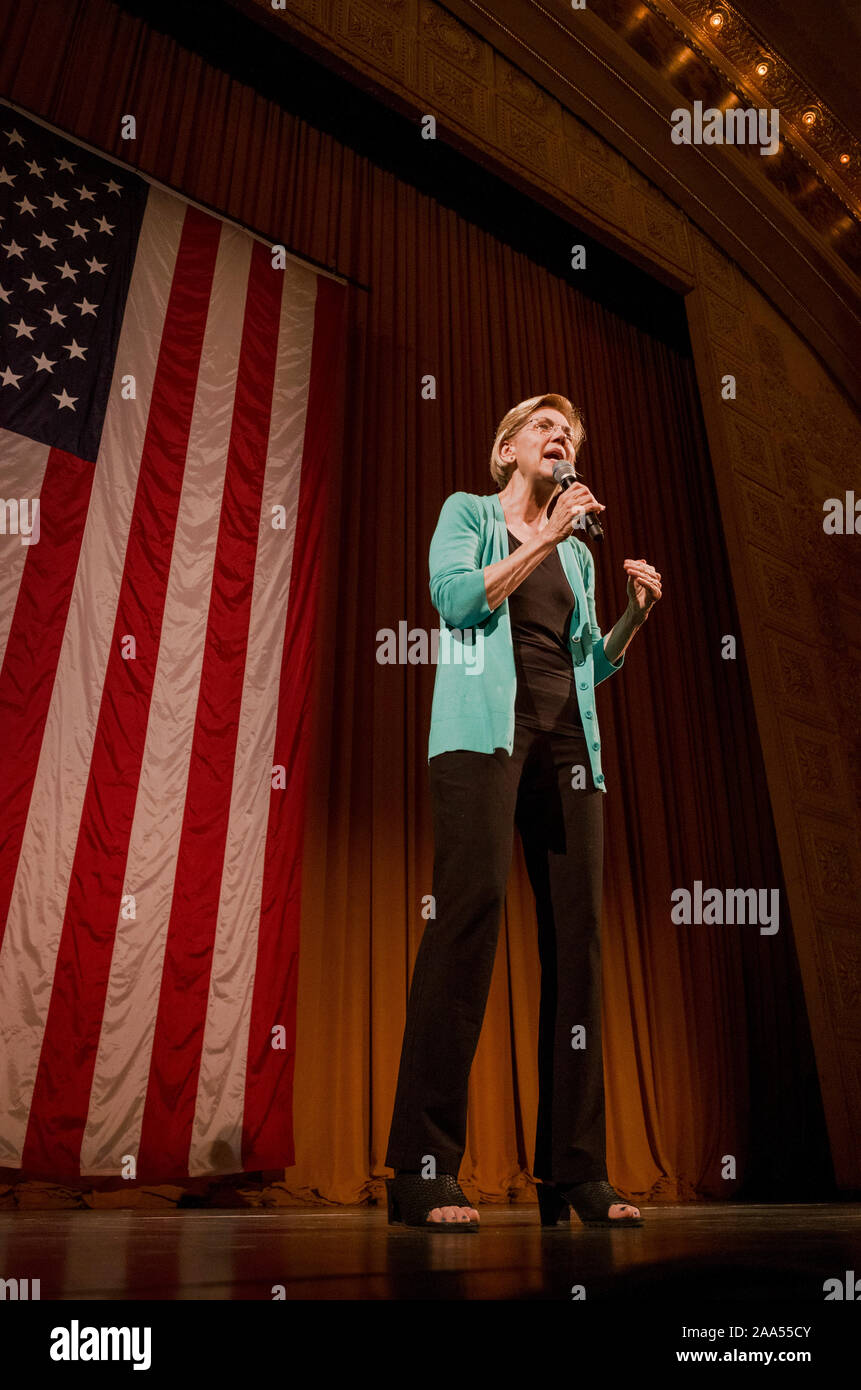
[525,415,575,443]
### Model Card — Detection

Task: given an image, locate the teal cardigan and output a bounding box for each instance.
[427,491,625,792]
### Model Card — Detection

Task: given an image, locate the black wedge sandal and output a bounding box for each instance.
[537,1178,643,1228]
[386,1172,480,1231]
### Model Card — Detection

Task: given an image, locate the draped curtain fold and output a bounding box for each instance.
[0,0,828,1204]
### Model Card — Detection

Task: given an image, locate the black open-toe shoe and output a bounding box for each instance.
[386,1172,480,1231]
[537,1178,643,1228]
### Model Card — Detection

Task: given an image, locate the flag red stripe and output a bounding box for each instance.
[136,237,283,1180]
[21,207,222,1178]
[242,275,346,1169]
[0,451,94,952]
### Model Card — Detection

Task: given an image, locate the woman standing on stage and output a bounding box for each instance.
[385,393,662,1230]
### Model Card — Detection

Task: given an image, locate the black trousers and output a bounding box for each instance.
[385,720,607,1185]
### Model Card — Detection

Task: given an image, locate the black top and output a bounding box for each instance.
[506,529,583,734]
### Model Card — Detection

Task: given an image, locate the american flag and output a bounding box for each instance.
[0,103,345,1181]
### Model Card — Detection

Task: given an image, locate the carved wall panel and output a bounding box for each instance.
[781,718,856,818]
[733,477,792,561]
[818,916,861,1041]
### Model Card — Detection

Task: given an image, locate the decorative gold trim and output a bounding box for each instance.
[648,0,861,221]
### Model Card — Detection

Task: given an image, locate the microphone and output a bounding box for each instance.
[551,460,605,541]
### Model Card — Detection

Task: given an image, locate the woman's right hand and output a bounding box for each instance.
[546,483,606,542]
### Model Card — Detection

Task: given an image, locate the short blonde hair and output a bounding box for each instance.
[490,393,585,489]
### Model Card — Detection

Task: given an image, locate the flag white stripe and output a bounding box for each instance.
[0,187,183,1167]
[0,433,51,674]
[188,259,318,1175]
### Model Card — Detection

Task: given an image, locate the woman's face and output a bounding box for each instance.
[502,407,577,485]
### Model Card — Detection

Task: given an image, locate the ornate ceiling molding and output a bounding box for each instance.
[227,0,861,405]
[662,2,859,209]
[606,0,860,267]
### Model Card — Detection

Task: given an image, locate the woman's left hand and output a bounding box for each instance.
[624,558,662,621]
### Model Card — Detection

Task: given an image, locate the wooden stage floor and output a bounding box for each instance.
[2,1202,860,1301]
